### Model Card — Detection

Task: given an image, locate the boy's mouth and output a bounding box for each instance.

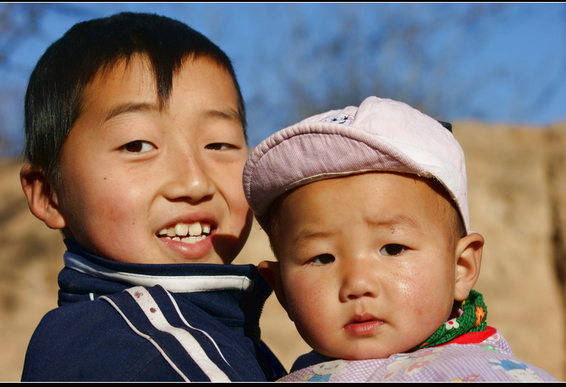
[157,222,212,244]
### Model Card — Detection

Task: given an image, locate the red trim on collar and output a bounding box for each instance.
[437,326,497,347]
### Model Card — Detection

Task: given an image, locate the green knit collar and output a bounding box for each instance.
[412,289,488,350]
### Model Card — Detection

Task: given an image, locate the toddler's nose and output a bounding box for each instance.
[339,259,378,302]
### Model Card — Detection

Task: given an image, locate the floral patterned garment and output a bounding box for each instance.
[277,329,558,382]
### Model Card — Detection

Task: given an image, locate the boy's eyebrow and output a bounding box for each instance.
[105,102,158,121]
[203,108,245,127]
[104,103,244,127]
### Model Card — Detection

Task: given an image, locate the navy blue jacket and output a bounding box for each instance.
[21,240,286,381]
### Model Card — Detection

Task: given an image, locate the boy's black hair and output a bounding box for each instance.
[22,12,247,183]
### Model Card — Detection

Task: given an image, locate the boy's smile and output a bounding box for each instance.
[157,221,212,244]
[50,55,252,265]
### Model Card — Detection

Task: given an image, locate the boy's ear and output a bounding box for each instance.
[20,163,66,230]
[454,232,484,302]
[258,260,291,319]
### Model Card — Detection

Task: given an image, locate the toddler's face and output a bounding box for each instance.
[270,172,465,359]
[53,55,252,264]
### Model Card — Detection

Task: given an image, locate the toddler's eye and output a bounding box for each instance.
[205,143,237,150]
[379,244,406,256]
[121,140,155,153]
[310,254,335,265]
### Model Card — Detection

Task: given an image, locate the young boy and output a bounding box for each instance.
[242,96,557,382]
[19,12,284,382]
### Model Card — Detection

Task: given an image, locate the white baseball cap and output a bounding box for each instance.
[243,96,469,234]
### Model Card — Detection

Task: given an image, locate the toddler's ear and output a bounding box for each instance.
[454,232,484,302]
[258,260,291,319]
[20,163,66,230]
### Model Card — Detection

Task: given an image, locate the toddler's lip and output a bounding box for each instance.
[348,313,381,324]
[344,314,383,335]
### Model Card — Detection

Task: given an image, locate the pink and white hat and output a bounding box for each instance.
[243,96,469,234]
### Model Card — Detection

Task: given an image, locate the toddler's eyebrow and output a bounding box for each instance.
[292,215,422,241]
[288,229,333,258]
[293,230,333,244]
[367,215,424,235]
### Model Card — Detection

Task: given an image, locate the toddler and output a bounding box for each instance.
[243,96,557,382]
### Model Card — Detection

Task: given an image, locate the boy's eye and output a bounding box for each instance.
[121,140,155,153]
[205,143,237,150]
[309,254,335,265]
[379,244,406,256]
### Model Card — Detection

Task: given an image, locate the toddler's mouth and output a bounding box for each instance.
[344,314,383,335]
[157,222,212,244]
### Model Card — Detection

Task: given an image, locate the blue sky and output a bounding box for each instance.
[1,2,565,156]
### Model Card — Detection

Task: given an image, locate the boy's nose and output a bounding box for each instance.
[339,259,378,302]
[162,148,215,202]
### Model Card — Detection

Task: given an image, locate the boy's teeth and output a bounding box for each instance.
[175,223,189,236]
[189,222,202,236]
[159,222,211,241]
[181,236,201,244]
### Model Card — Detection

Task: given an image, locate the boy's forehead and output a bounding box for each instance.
[77,57,156,121]
[83,55,243,124]
[88,55,154,91]
[64,59,246,158]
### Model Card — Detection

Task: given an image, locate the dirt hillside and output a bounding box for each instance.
[0,122,564,381]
